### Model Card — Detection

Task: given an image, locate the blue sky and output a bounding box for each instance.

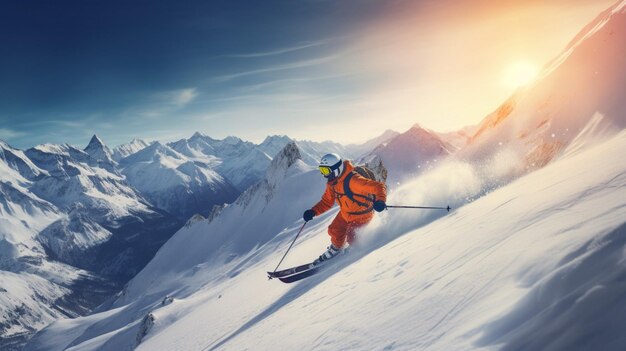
[0,0,613,149]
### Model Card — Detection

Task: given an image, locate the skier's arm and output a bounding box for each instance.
[352,176,387,203]
[312,184,335,215]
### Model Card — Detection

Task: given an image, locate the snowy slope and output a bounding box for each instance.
[191,131,626,351]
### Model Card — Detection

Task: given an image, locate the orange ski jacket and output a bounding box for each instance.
[312,160,387,222]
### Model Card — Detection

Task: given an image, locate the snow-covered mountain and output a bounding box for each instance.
[167,131,395,192]
[119,141,239,220]
[345,129,400,158]
[0,141,46,181]
[25,142,149,220]
[169,133,269,191]
[83,135,117,171]
[364,124,454,183]
[112,138,151,162]
[460,0,626,171]
[259,135,360,165]
[259,130,400,164]
[0,137,183,349]
[0,141,106,349]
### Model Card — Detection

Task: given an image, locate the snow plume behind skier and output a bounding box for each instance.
[303,153,387,264]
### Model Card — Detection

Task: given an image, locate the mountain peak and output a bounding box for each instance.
[405,124,438,139]
[0,139,14,151]
[265,142,302,186]
[223,136,243,145]
[129,138,147,144]
[190,131,208,140]
[270,142,301,168]
[84,134,115,167]
[86,134,106,149]
[261,135,292,145]
[112,138,151,161]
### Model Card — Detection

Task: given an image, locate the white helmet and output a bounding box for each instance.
[319,153,343,180]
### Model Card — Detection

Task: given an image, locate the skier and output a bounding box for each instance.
[303,153,387,264]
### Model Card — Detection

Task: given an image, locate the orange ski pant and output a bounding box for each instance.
[328,212,373,248]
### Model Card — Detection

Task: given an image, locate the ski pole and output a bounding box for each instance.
[386,205,451,212]
[269,221,307,279]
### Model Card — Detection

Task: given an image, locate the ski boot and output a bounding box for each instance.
[314,244,342,265]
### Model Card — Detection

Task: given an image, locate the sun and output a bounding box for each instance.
[503,61,539,88]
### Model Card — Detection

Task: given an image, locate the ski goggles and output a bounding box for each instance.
[319,166,332,176]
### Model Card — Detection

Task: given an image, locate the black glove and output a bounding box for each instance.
[373,200,387,212]
[303,209,315,222]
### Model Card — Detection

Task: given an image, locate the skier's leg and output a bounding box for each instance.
[328,213,349,248]
[346,214,373,245]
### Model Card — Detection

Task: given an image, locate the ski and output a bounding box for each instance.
[269,247,351,282]
[275,248,351,283]
[267,262,315,279]
[278,265,324,283]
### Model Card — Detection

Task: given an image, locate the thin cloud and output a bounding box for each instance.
[162,88,198,106]
[16,119,85,128]
[237,73,351,92]
[221,39,331,58]
[134,88,199,118]
[212,53,344,82]
[0,128,26,140]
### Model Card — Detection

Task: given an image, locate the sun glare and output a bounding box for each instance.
[503,61,539,88]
